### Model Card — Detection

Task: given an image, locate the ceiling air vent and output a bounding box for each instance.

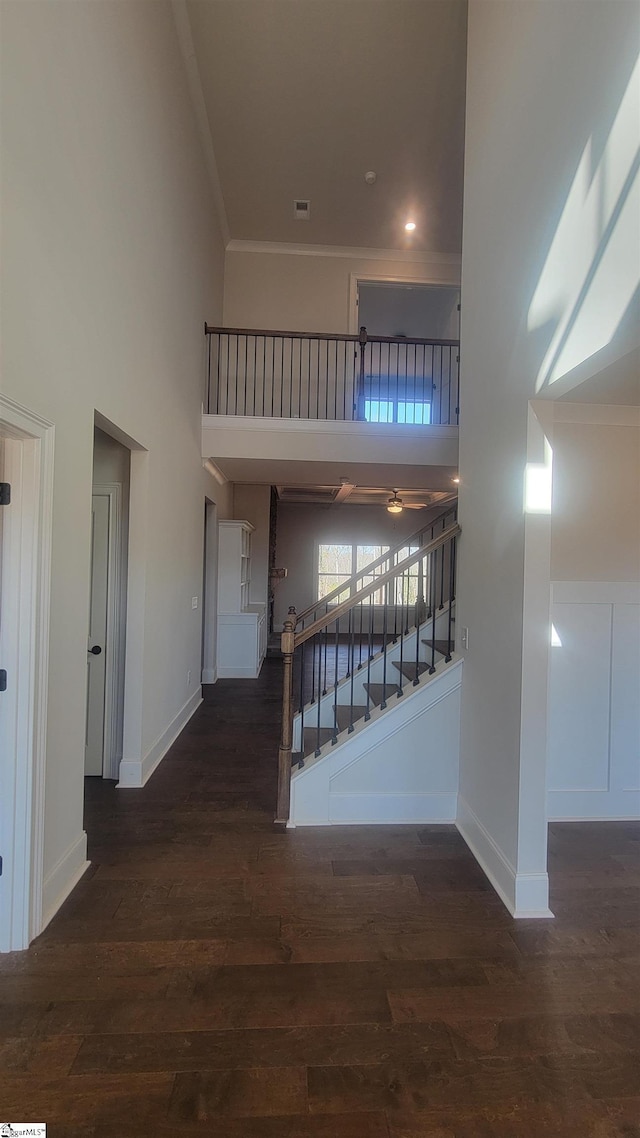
[293,199,311,220]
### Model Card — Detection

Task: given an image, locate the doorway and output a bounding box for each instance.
[353,279,460,340]
[0,397,54,951]
[202,499,218,684]
[85,428,130,780]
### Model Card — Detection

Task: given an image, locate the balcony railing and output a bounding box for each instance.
[205,325,460,426]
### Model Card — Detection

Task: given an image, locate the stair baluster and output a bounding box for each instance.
[275,521,461,821]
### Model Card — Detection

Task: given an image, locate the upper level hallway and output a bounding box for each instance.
[202,323,459,483]
[1,659,638,1132]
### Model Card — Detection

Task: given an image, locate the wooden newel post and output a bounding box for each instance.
[275,607,297,824]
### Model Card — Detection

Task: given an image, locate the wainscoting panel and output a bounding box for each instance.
[548,583,640,820]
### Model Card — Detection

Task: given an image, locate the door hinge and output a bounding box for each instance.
[0,483,10,506]
[0,669,7,692]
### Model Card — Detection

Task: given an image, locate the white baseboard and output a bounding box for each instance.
[548,789,640,820]
[41,832,90,933]
[456,796,553,919]
[217,665,262,678]
[117,690,202,788]
[327,792,457,825]
[201,667,217,684]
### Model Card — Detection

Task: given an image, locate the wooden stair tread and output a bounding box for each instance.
[302,726,335,756]
[334,704,368,731]
[392,660,430,680]
[363,682,402,707]
[421,639,451,656]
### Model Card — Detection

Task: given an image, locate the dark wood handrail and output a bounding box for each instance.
[205,324,459,348]
[295,523,461,648]
[295,499,457,626]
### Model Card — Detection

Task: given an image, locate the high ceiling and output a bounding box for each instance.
[185,0,468,252]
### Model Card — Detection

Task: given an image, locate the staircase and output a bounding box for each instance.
[275,505,461,825]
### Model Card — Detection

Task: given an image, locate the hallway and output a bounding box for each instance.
[0,659,638,1135]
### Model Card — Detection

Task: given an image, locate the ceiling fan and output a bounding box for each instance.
[386,490,433,513]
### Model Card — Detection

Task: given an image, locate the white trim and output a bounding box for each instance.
[226,238,462,265]
[201,499,218,686]
[117,689,202,788]
[548,789,640,820]
[0,395,54,952]
[349,273,461,335]
[171,1,230,246]
[551,581,640,605]
[203,413,457,440]
[217,664,263,678]
[203,458,228,484]
[552,403,640,427]
[40,832,89,934]
[121,449,149,778]
[456,797,553,919]
[92,484,124,780]
[329,793,457,825]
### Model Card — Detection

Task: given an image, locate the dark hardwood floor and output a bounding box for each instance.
[1,659,638,1136]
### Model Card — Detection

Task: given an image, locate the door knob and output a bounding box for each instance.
[88,645,102,655]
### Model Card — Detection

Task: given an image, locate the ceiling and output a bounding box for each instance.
[185,0,467,252]
[210,455,458,490]
[277,485,454,509]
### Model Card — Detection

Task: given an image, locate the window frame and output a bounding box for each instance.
[316,541,426,607]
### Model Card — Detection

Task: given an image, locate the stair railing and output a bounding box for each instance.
[204,324,460,426]
[275,520,461,823]
[295,499,458,632]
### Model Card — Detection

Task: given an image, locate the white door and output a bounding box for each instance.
[85,494,109,775]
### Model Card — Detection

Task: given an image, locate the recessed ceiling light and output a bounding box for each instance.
[452,476,460,484]
[404,221,416,232]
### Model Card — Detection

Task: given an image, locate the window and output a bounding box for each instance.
[317,543,353,603]
[364,398,431,424]
[318,543,390,603]
[394,545,422,605]
[317,542,425,605]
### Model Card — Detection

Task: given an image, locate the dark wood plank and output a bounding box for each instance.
[71,1021,455,1076]
[0,662,637,1136]
[168,1067,308,1120]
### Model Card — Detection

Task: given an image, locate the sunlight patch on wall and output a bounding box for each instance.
[551,623,562,648]
[525,438,553,514]
[529,56,640,392]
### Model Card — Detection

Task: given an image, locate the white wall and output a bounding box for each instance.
[457,0,639,915]
[223,248,461,334]
[1,0,231,931]
[547,405,640,819]
[551,410,640,583]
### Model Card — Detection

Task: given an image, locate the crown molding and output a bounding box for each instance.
[225,238,462,266]
[551,402,640,427]
[203,458,228,485]
[172,1,230,247]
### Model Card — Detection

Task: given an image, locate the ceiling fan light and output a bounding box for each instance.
[387,493,403,514]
